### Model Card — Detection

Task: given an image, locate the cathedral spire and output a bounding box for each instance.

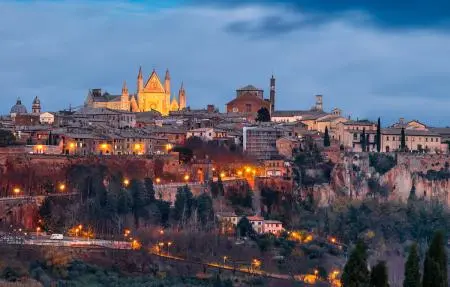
[178,82,186,110]
[165,69,171,80]
[122,81,128,93]
[137,67,143,92]
[164,69,171,95]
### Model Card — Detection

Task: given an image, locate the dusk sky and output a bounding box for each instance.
[1,0,450,125]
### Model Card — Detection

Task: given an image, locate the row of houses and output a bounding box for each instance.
[216,212,284,235]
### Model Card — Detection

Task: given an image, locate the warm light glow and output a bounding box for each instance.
[212,167,216,171]
[134,143,141,150]
[331,237,336,243]
[69,143,75,149]
[158,242,164,247]
[13,188,20,194]
[252,259,261,268]
[220,172,226,178]
[101,143,108,149]
[36,144,43,150]
[78,225,82,230]
[245,167,251,173]
[36,227,41,232]
[237,170,243,176]
[167,241,172,246]
[165,143,173,151]
[123,178,130,186]
[159,229,164,235]
[59,184,66,191]
[184,174,190,181]
[155,178,161,184]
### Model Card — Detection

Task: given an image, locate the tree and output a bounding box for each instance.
[324,126,331,147]
[342,241,369,287]
[361,128,367,152]
[370,261,389,287]
[236,217,255,237]
[197,193,214,226]
[261,187,278,215]
[144,178,156,204]
[403,243,420,287]
[376,118,381,152]
[400,128,406,152]
[173,185,195,223]
[129,179,146,228]
[422,230,448,287]
[408,183,417,201]
[0,129,15,147]
[256,107,271,122]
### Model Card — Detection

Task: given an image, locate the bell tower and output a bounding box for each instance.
[32,96,41,114]
[178,82,186,110]
[269,75,276,113]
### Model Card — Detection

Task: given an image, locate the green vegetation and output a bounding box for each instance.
[323,126,330,147]
[400,128,406,152]
[255,107,271,122]
[369,153,396,175]
[403,243,420,287]
[0,129,16,147]
[376,118,381,152]
[422,230,448,287]
[369,261,389,287]
[342,241,369,287]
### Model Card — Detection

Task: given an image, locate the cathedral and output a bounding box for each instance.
[85,67,186,115]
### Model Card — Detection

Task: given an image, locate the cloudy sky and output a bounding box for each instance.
[1,0,450,125]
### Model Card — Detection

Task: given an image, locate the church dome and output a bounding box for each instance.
[10,98,28,114]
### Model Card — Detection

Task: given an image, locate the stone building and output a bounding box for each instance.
[226,76,274,116]
[85,67,186,115]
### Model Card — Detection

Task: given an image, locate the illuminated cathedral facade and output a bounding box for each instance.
[85,67,186,115]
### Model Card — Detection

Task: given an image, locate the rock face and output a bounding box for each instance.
[315,152,450,207]
[0,199,40,229]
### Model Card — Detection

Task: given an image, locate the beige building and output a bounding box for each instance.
[336,120,378,152]
[186,128,228,141]
[85,67,186,116]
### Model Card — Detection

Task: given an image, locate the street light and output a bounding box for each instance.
[36,227,41,239]
[167,241,172,256]
[158,242,164,254]
[155,178,161,184]
[223,256,228,266]
[184,174,190,182]
[123,178,130,187]
[59,183,66,192]
[13,187,20,194]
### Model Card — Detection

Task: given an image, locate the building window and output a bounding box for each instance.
[245,104,252,112]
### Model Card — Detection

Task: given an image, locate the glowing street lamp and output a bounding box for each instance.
[237,170,243,176]
[167,241,172,255]
[245,167,251,173]
[69,142,76,149]
[155,178,161,184]
[101,143,108,149]
[59,183,66,192]
[223,256,228,266]
[123,178,130,187]
[165,143,173,152]
[13,187,21,195]
[220,172,226,179]
[184,175,190,182]
[36,227,41,239]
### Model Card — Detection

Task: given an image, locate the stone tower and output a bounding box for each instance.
[32,96,41,114]
[315,95,323,111]
[269,75,276,113]
[121,81,129,111]
[178,82,186,110]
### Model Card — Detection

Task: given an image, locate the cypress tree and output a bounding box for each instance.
[361,128,367,152]
[324,126,331,147]
[403,243,420,287]
[400,128,406,152]
[342,241,370,287]
[408,183,417,202]
[377,118,381,152]
[422,230,447,287]
[370,261,389,287]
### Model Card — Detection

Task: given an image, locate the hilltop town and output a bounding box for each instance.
[1,68,449,286]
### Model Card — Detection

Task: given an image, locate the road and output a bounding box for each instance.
[1,235,132,249]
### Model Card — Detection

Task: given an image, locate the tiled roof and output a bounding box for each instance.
[382,128,440,136]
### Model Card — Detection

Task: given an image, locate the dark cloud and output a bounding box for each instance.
[190,0,450,31]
